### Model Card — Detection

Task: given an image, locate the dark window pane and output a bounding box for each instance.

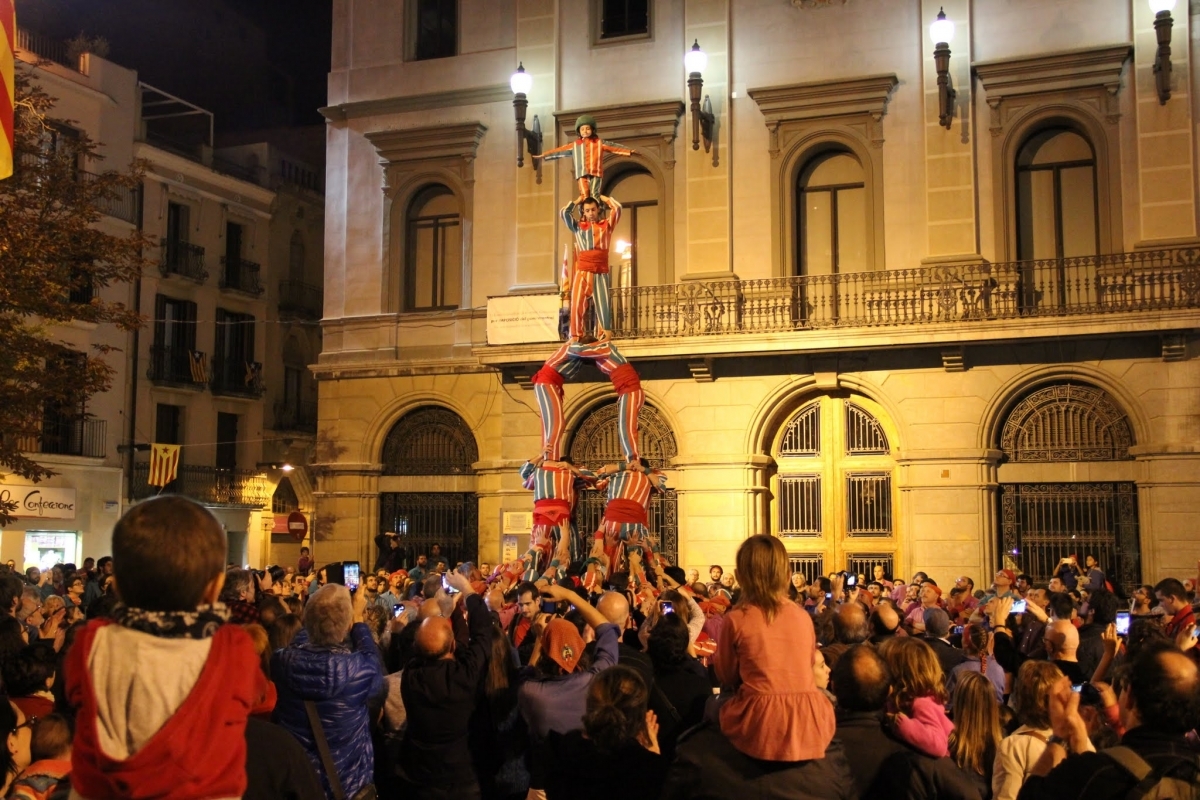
[601,0,649,39]
[415,0,457,60]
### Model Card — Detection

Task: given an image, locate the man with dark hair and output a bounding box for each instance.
[706,565,724,597]
[373,531,403,574]
[921,607,967,677]
[1048,591,1076,622]
[1018,643,1200,800]
[0,572,25,616]
[1078,589,1120,678]
[1155,578,1195,638]
[507,581,541,666]
[428,543,449,573]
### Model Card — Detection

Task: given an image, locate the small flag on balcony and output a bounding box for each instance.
[188,350,207,383]
[148,443,181,487]
[0,0,15,181]
[244,361,261,388]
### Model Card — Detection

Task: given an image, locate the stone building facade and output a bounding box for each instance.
[318,0,1200,588]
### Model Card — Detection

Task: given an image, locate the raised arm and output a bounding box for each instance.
[560,201,581,233]
[601,194,622,228]
[535,140,575,161]
[600,140,634,157]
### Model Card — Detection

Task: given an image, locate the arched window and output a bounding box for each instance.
[272,476,300,513]
[404,185,462,311]
[1016,128,1098,261]
[604,168,661,287]
[997,381,1140,591]
[288,231,305,283]
[796,150,867,276]
[381,406,477,475]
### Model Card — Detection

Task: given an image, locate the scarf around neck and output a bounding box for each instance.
[112,603,230,640]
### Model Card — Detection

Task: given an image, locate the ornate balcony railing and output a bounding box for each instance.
[273,399,318,433]
[159,239,207,283]
[131,462,268,506]
[17,418,106,458]
[211,358,264,397]
[605,248,1200,339]
[220,256,264,296]
[148,346,208,389]
[278,280,323,319]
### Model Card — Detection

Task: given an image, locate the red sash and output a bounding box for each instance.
[609,363,641,396]
[533,498,571,527]
[604,498,647,525]
[531,365,565,394]
[576,249,610,274]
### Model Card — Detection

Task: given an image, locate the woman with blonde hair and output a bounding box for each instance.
[878,636,953,757]
[949,670,1003,798]
[991,660,1063,800]
[713,534,835,761]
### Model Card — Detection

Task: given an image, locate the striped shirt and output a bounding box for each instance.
[562,196,621,252]
[540,136,633,178]
[520,461,594,504]
[597,463,668,507]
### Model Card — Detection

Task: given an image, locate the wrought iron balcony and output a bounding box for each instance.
[131,462,268,506]
[159,239,207,283]
[278,280,323,319]
[81,170,138,223]
[273,399,318,433]
[148,346,208,389]
[17,418,106,458]
[602,248,1200,339]
[210,358,264,398]
[220,256,264,296]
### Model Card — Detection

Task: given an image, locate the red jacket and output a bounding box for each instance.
[67,619,273,799]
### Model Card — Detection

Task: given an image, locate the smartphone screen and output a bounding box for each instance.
[343,562,360,592]
[1115,611,1131,636]
[661,602,675,615]
[1011,598,1027,614]
[541,599,557,614]
[846,574,857,587]
[393,603,404,618]
[442,574,460,594]
[1071,684,1084,693]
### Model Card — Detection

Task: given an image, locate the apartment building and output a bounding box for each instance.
[316,0,1200,589]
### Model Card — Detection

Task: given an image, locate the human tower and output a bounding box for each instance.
[491,115,669,594]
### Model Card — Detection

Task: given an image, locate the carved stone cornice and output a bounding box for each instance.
[553,100,684,167]
[321,84,510,122]
[973,44,1132,131]
[748,74,899,153]
[365,122,487,166]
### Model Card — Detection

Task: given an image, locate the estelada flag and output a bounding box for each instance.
[148,443,181,487]
[0,0,14,181]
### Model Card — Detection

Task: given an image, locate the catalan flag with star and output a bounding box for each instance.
[0,0,14,180]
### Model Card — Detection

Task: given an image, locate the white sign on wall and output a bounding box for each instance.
[486,294,561,345]
[1,485,77,520]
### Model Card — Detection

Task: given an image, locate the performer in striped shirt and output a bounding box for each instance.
[518,455,596,580]
[561,194,621,341]
[591,458,669,586]
[534,114,635,201]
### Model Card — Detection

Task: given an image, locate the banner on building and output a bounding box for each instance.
[486,294,561,345]
[0,485,76,520]
[148,443,181,487]
[0,0,14,181]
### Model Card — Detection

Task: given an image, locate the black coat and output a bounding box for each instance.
[923,635,968,679]
[661,722,857,800]
[544,731,667,800]
[1018,728,1200,800]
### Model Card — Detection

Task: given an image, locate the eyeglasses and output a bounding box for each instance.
[12,716,36,734]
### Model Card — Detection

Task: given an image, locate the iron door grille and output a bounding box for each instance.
[779,474,822,536]
[788,554,826,585]
[999,482,1140,593]
[846,472,893,536]
[847,553,895,582]
[378,492,479,569]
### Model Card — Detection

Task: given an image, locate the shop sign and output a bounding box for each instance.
[1,486,77,520]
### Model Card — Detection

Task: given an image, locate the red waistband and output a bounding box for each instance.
[576,249,610,274]
[534,499,571,527]
[605,498,647,525]
[609,363,641,396]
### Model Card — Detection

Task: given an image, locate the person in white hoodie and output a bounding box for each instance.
[992,660,1064,800]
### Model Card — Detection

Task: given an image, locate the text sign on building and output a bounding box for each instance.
[0,486,77,520]
[486,294,561,345]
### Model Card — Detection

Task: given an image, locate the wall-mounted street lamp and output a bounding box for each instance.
[685,41,714,152]
[929,8,956,129]
[1150,0,1176,104]
[511,63,543,178]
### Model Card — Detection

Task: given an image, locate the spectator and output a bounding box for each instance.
[374,531,404,574]
[948,623,1006,706]
[222,568,261,625]
[268,613,303,653]
[1130,584,1155,616]
[273,583,385,799]
[832,601,871,645]
[14,588,41,644]
[5,644,56,720]
[243,717,325,800]
[7,713,70,800]
[1077,589,1119,679]
[992,660,1063,800]
[544,666,667,800]
[470,618,529,800]
[830,644,915,796]
[1155,578,1194,638]
[1043,620,1086,684]
[297,546,313,578]
[706,565,724,597]
[986,569,1020,603]
[870,601,903,644]
[1052,556,1083,592]
[507,581,541,666]
[1015,574,1033,598]
[0,698,33,796]
[595,590,655,692]
[1081,555,1106,593]
[1017,643,1200,800]
[922,607,968,677]
[1016,588,1051,659]
[0,573,25,618]
[66,496,273,799]
[949,670,1003,798]
[879,636,954,758]
[906,582,943,633]
[713,534,835,761]
[646,612,710,758]
[428,544,450,573]
[408,554,430,584]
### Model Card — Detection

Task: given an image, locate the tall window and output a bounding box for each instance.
[411,0,457,61]
[213,309,257,395]
[796,150,867,276]
[1016,128,1098,261]
[405,185,462,311]
[152,295,199,385]
[606,169,660,287]
[289,230,306,283]
[155,403,183,445]
[216,413,239,470]
[167,202,190,246]
[598,0,650,41]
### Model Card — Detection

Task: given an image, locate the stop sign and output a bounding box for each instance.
[287,511,308,542]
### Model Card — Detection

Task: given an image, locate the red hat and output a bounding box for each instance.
[544,619,585,674]
[390,569,408,582]
[928,585,943,598]
[998,569,1016,585]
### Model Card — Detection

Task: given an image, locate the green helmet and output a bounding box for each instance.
[575,114,598,136]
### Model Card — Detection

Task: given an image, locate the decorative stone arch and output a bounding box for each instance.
[749,75,898,278]
[366,392,480,468]
[998,383,1134,463]
[973,45,1131,260]
[380,405,479,476]
[365,123,486,314]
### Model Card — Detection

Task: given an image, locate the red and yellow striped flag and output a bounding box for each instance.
[0,0,13,181]
[148,443,181,488]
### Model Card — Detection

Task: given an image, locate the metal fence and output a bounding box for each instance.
[279,280,324,319]
[16,28,83,72]
[131,463,268,507]
[220,256,264,295]
[607,248,1200,338]
[377,492,479,569]
[147,346,207,388]
[159,240,207,282]
[17,418,106,458]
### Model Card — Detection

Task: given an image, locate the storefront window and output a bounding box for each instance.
[24,531,79,571]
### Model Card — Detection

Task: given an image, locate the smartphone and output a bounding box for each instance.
[1115,610,1131,636]
[661,601,675,615]
[1011,599,1027,614]
[342,561,360,592]
[1071,683,1084,693]
[845,573,858,587]
[951,625,964,635]
[541,599,558,614]
[826,592,833,600]
[442,574,460,595]
[393,603,405,618]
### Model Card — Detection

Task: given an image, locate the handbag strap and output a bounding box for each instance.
[305,700,346,800]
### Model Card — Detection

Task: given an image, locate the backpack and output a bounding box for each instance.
[1104,745,1200,800]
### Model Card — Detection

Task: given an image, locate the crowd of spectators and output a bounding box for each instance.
[0,500,1195,799]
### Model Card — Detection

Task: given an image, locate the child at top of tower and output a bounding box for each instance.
[533,114,636,201]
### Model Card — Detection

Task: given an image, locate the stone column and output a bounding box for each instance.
[671,453,772,569]
[1131,446,1200,582]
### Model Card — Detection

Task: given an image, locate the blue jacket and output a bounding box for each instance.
[272,622,385,797]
